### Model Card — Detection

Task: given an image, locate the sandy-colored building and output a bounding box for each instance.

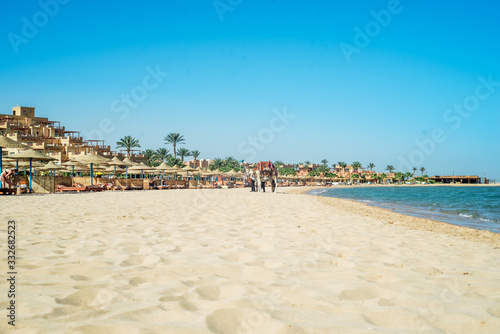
[0,106,112,162]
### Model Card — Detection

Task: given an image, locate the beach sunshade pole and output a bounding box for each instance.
[90,163,94,185]
[29,158,32,192]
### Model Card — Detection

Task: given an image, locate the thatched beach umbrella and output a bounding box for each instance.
[107,156,126,174]
[155,162,174,180]
[73,153,110,185]
[182,165,197,181]
[0,135,29,171]
[128,163,150,179]
[61,160,80,176]
[120,157,138,179]
[40,161,66,176]
[8,149,56,191]
[104,165,125,174]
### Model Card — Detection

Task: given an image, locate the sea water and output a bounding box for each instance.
[308,186,500,233]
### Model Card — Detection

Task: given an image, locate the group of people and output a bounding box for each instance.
[1,168,17,188]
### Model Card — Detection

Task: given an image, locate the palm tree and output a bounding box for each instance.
[412,167,417,177]
[155,148,170,163]
[164,133,185,159]
[395,172,403,184]
[224,157,238,166]
[337,161,347,171]
[367,163,375,171]
[274,160,284,167]
[317,164,329,175]
[142,149,156,166]
[351,161,362,172]
[191,150,201,167]
[304,160,311,165]
[405,172,413,182]
[177,148,191,162]
[321,159,328,166]
[420,167,426,176]
[210,158,224,171]
[167,156,184,168]
[385,165,395,174]
[380,173,387,183]
[116,136,140,158]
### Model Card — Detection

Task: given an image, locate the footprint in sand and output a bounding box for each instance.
[120,255,160,267]
[196,284,246,301]
[243,239,274,251]
[220,252,256,263]
[339,288,379,301]
[206,309,243,334]
[56,287,116,307]
[363,309,419,329]
[412,266,444,276]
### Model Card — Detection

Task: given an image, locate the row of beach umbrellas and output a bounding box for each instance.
[2,135,245,191]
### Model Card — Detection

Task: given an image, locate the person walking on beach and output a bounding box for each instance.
[261,180,265,192]
[250,178,255,192]
[1,168,17,188]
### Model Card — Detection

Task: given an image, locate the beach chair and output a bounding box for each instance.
[0,188,16,195]
[18,181,28,193]
[55,184,88,193]
[87,184,105,192]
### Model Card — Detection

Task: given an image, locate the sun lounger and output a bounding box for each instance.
[55,184,88,193]
[87,184,105,192]
[0,188,16,195]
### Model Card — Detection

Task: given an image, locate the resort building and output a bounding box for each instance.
[0,106,113,162]
[428,175,486,184]
[187,159,210,169]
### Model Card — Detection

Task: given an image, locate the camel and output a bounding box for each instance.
[247,161,278,193]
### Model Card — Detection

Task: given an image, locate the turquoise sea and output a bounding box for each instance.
[307,186,500,233]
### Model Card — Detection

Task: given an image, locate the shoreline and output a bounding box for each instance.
[284,186,500,248]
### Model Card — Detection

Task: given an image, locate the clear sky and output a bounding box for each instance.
[1,0,499,180]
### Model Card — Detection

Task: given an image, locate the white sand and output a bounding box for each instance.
[1,188,499,333]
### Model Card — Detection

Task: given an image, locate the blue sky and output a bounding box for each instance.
[1,0,499,180]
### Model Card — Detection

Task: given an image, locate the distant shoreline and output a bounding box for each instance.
[306,183,500,189]
[284,186,500,245]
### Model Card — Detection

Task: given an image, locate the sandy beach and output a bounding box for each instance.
[1,187,499,333]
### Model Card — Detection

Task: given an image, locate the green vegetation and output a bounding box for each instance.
[164,133,185,159]
[116,135,140,157]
